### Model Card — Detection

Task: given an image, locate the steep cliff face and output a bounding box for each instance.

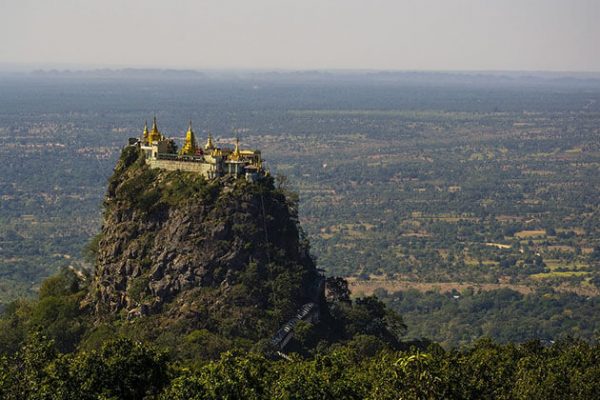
[90,147,318,338]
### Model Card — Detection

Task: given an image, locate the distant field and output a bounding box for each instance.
[515,230,546,238]
[0,75,599,305]
[346,276,599,297]
[530,271,590,280]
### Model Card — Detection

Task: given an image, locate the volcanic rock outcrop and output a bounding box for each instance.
[89,147,319,337]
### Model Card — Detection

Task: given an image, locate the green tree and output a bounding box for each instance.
[69,338,169,400]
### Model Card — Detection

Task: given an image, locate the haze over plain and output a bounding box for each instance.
[0,0,599,72]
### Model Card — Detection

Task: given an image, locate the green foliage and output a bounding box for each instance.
[271,350,361,400]
[0,355,10,399]
[164,340,600,400]
[341,334,388,359]
[29,295,86,353]
[183,329,233,361]
[81,233,103,265]
[115,166,160,211]
[167,351,274,400]
[107,146,143,196]
[107,148,224,219]
[326,296,406,347]
[0,270,88,355]
[0,332,57,400]
[38,270,81,299]
[379,288,600,346]
[159,170,216,206]
[325,276,351,303]
[1,336,168,400]
[0,300,32,354]
[78,324,118,352]
[67,338,169,400]
[2,325,600,399]
[127,275,150,304]
[293,320,315,346]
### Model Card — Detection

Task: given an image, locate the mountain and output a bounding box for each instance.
[0,144,406,363]
[83,145,326,346]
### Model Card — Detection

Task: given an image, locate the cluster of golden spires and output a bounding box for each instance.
[142,118,243,159]
[178,121,220,156]
[142,116,165,143]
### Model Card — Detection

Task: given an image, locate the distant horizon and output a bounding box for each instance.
[2,63,600,77]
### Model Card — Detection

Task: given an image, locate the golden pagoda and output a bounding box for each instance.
[142,121,149,143]
[179,121,198,156]
[230,137,242,161]
[204,132,215,151]
[148,116,163,143]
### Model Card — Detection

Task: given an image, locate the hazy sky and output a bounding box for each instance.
[1,0,599,71]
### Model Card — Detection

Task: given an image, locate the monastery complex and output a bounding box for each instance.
[130,117,264,180]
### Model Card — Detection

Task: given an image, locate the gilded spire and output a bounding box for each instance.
[231,137,241,160]
[148,115,163,142]
[142,121,149,143]
[151,115,158,133]
[204,132,215,151]
[180,120,198,156]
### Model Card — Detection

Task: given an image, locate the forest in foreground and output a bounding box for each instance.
[0,270,598,399]
[1,333,598,399]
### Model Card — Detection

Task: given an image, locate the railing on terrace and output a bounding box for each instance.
[156,153,206,162]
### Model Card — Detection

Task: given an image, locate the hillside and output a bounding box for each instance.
[0,145,406,359]
[76,145,339,357]
[90,146,319,332]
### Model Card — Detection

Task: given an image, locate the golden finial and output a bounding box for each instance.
[231,136,241,160]
[148,115,163,142]
[204,131,215,150]
[142,120,149,142]
[151,115,158,133]
[180,120,198,156]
